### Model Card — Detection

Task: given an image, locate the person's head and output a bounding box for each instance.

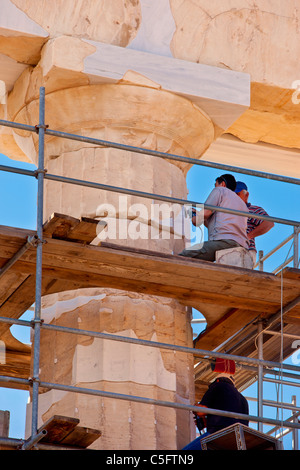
[215,174,236,191]
[216,373,236,386]
[235,181,249,203]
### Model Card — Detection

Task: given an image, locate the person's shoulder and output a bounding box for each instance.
[221,187,239,198]
[205,186,222,203]
[248,204,268,214]
[210,186,228,199]
[223,188,249,209]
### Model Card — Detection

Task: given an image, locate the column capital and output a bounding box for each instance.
[4,36,250,169]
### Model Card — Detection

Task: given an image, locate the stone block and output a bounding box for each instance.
[0,410,10,437]
[215,247,254,269]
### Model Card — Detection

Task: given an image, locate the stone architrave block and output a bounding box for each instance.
[216,247,254,269]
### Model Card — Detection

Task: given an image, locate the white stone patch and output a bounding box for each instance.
[82,39,250,130]
[99,308,113,314]
[216,247,254,269]
[72,329,176,391]
[0,80,7,104]
[1,0,48,36]
[41,293,107,323]
[128,0,175,57]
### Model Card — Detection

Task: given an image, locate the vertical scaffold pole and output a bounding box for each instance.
[31,86,46,437]
[257,320,264,432]
[292,395,299,450]
[294,227,299,268]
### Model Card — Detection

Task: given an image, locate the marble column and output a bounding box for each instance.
[12,71,214,448]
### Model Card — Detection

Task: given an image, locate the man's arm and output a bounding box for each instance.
[248,220,274,239]
[191,209,213,227]
[190,187,220,226]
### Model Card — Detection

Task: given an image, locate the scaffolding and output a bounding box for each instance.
[0,87,299,450]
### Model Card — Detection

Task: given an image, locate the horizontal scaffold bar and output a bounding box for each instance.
[0,162,299,228]
[0,118,300,186]
[0,315,299,374]
[0,374,299,431]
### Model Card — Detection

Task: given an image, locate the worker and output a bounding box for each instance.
[234,181,274,265]
[182,368,249,450]
[179,174,249,261]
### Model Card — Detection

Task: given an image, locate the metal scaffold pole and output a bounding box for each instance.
[257,320,264,432]
[294,227,299,268]
[30,87,46,437]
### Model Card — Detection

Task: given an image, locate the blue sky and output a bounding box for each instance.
[0,151,299,448]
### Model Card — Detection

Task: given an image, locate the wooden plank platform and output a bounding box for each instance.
[37,415,101,449]
[0,414,101,450]
[200,423,282,450]
[0,213,298,391]
[43,212,106,245]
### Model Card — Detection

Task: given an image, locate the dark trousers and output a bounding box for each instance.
[179,239,241,262]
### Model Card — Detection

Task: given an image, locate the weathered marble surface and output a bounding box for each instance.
[1,0,299,169]
[169,0,300,150]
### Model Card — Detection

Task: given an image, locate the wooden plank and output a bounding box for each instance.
[0,245,283,311]
[0,224,289,304]
[0,331,31,387]
[281,267,300,281]
[43,213,80,239]
[0,248,297,330]
[43,213,106,244]
[37,240,291,301]
[0,223,298,335]
[66,217,106,244]
[0,410,9,438]
[59,425,101,448]
[194,289,300,353]
[0,410,11,450]
[6,260,287,324]
[0,270,29,308]
[201,423,281,450]
[0,275,36,336]
[284,314,300,325]
[37,415,101,448]
[41,239,298,301]
[0,225,35,244]
[0,223,275,288]
[1,329,31,354]
[38,415,79,444]
[0,349,31,381]
[193,307,260,352]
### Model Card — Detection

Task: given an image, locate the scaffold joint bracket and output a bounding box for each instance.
[30,318,44,329]
[27,235,46,247]
[34,168,47,178]
[35,123,49,134]
[28,376,40,385]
